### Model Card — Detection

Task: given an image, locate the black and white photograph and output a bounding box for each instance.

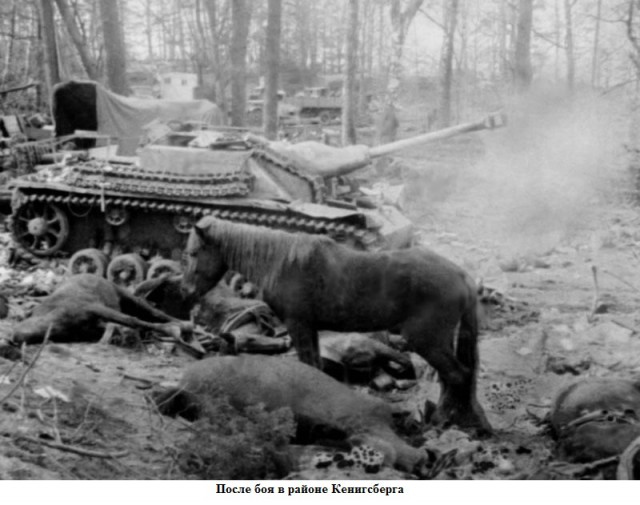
[0,0,639,489]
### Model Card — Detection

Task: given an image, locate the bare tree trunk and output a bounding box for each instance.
[514,0,533,92]
[388,0,424,102]
[193,0,207,88]
[230,0,250,127]
[99,0,129,95]
[54,0,98,80]
[439,0,459,127]
[2,0,17,85]
[342,0,358,145]
[37,0,60,96]
[564,0,575,91]
[295,0,309,79]
[145,0,154,61]
[378,1,384,76]
[176,0,188,71]
[35,11,46,109]
[309,1,319,75]
[591,0,602,88]
[358,0,371,117]
[263,0,282,139]
[497,0,507,80]
[554,0,561,81]
[204,0,227,119]
[625,0,640,200]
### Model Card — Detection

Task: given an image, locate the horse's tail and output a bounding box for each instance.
[456,276,480,388]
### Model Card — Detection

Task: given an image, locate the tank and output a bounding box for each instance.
[8,112,505,287]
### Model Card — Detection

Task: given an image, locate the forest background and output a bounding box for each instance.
[2,0,640,143]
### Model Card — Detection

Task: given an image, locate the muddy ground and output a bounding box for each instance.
[0,95,637,480]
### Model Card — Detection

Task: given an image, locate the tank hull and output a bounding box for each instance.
[10,174,409,264]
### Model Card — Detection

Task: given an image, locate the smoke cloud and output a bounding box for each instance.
[470,86,626,256]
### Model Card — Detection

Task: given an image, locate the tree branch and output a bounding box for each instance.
[0,82,39,96]
[533,28,566,48]
[419,7,444,30]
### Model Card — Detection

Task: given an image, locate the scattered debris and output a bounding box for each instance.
[33,386,70,402]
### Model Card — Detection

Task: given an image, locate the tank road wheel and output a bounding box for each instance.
[68,248,109,277]
[173,215,195,234]
[105,207,129,226]
[107,253,148,290]
[147,259,182,280]
[12,202,70,256]
[319,111,332,124]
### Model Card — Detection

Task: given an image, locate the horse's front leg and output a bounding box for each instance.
[286,319,321,369]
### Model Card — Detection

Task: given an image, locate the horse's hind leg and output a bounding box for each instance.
[402,312,480,430]
[286,319,321,369]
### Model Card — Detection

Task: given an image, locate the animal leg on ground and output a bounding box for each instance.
[286,319,321,368]
[84,303,185,339]
[115,286,192,335]
[132,274,170,299]
[10,315,57,345]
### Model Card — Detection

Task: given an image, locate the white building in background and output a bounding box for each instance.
[158,72,198,100]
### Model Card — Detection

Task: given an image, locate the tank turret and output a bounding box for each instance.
[245,111,506,179]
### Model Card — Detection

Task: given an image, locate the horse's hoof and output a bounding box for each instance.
[433,405,493,436]
[178,321,194,339]
[163,324,182,340]
[472,423,494,439]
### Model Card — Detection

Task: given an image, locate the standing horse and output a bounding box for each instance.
[182,217,491,432]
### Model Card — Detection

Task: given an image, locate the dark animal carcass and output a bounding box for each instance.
[3,274,191,347]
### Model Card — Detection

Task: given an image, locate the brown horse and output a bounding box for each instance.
[181,216,491,432]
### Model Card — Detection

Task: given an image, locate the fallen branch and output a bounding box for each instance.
[609,316,640,335]
[122,373,155,385]
[603,268,640,293]
[0,325,50,406]
[534,328,550,374]
[18,435,129,459]
[549,455,619,477]
[588,264,600,323]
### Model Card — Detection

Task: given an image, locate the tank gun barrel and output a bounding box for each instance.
[242,111,506,179]
[368,110,506,158]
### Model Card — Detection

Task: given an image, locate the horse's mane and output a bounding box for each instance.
[199,218,335,291]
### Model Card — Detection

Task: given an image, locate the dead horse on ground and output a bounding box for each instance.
[181,216,491,432]
[155,354,433,477]
[7,274,191,346]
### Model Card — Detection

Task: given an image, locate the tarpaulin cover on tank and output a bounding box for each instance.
[268,141,370,177]
[96,85,223,155]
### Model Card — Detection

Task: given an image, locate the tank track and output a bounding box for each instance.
[45,160,254,198]
[10,189,380,266]
[10,146,380,266]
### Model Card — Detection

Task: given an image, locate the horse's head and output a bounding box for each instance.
[181,218,228,300]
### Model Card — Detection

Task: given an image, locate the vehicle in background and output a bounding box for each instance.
[247,87,300,126]
[285,87,342,124]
